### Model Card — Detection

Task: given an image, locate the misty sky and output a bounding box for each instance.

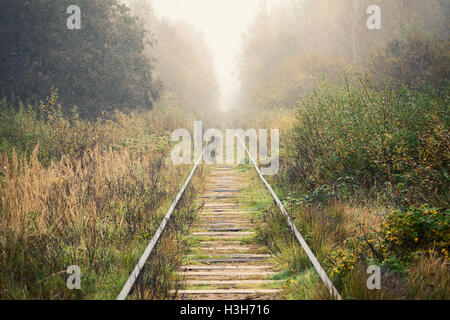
[152,0,280,110]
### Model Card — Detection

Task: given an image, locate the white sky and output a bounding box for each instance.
[152,0,280,111]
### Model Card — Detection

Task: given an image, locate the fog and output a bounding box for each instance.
[126,0,448,115]
[152,0,280,111]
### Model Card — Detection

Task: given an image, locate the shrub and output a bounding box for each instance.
[327,248,357,281]
[283,78,449,207]
[382,205,450,257]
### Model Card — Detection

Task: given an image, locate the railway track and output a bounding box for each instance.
[118,141,340,300]
[177,165,282,300]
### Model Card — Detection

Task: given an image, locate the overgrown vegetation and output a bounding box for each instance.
[1,0,448,301]
[244,74,449,299]
[0,0,218,300]
[282,78,448,208]
[231,0,449,300]
[0,93,204,299]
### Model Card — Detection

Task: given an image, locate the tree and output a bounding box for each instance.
[128,0,218,113]
[237,0,449,111]
[0,0,159,117]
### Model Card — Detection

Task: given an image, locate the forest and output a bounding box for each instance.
[0,0,448,300]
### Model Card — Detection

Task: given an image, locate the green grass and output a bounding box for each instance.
[281,268,325,300]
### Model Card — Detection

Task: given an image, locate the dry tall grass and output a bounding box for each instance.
[0,143,196,299]
[0,94,205,299]
[407,253,450,299]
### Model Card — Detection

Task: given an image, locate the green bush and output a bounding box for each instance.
[282,77,449,207]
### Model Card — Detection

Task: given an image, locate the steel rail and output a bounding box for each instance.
[116,151,204,300]
[238,137,342,300]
